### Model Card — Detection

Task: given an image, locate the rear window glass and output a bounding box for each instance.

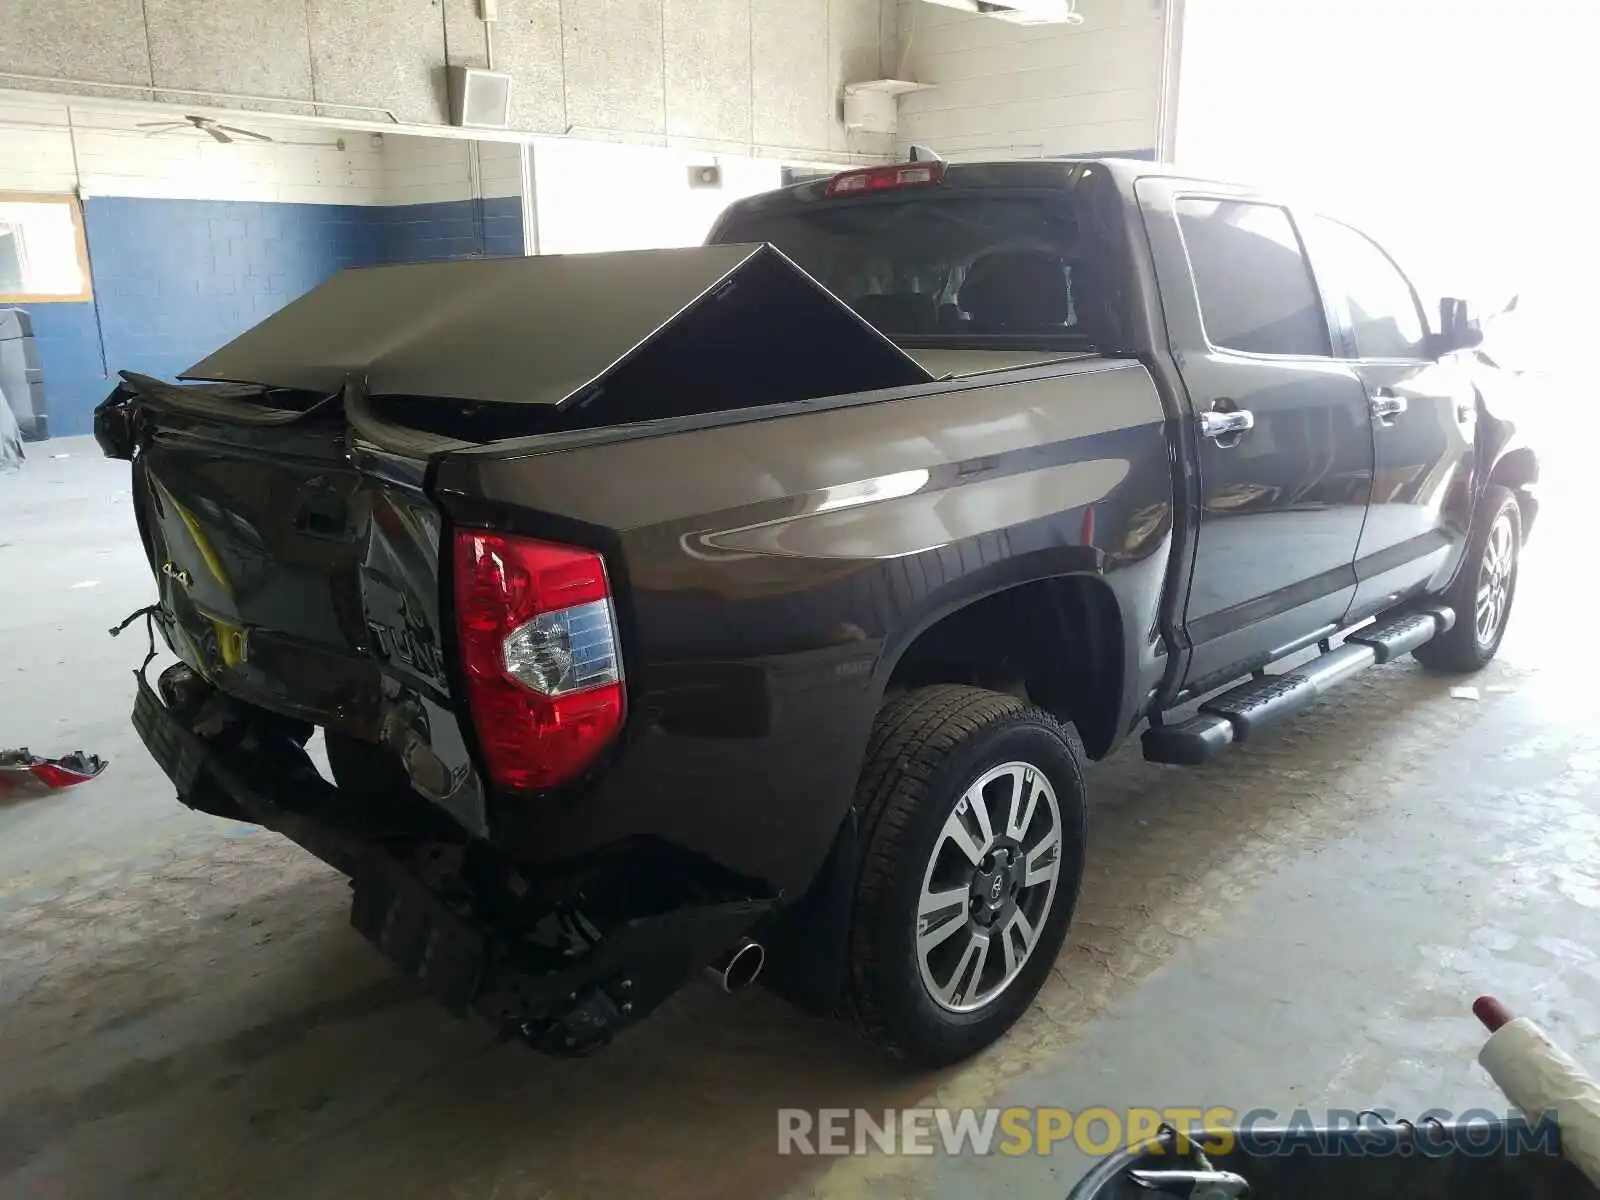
[715,195,1092,345]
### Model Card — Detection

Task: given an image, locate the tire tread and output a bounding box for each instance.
[843,684,1078,1061]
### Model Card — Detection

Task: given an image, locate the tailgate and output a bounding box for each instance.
[99,377,485,830]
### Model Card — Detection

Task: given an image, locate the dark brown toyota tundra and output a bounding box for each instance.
[95,157,1539,1065]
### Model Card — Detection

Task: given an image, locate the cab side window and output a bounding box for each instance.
[1304,217,1429,360]
[1175,198,1332,358]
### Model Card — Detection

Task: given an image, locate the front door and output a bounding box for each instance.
[1299,215,1478,619]
[1137,183,1376,693]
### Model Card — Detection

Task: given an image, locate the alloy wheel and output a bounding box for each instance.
[915,761,1063,1013]
[1475,511,1516,647]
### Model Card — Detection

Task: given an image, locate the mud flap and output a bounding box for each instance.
[759,807,857,1016]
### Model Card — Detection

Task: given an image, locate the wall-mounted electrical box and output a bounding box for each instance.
[448,66,513,128]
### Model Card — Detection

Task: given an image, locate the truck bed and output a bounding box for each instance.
[100,329,1168,897]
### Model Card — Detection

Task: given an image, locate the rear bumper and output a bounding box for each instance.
[131,670,773,1054]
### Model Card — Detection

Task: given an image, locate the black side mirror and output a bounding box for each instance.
[1436,297,1483,355]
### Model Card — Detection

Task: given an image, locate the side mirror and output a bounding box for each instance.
[1436,297,1483,355]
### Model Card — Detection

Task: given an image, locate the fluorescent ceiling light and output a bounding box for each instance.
[919,0,1083,25]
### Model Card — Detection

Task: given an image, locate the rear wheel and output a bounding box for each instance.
[1414,484,1522,673]
[843,685,1087,1066]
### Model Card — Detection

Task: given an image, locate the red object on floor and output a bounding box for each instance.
[1474,995,1514,1032]
[0,749,108,798]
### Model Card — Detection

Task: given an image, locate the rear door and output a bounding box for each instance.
[1137,181,1375,691]
[1298,215,1478,618]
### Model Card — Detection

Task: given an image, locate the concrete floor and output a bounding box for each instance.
[0,431,1590,1200]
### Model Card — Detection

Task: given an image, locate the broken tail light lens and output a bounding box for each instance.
[453,530,626,791]
[0,749,108,797]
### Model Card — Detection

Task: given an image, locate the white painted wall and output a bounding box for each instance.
[475,141,524,202]
[379,133,522,205]
[0,0,898,162]
[531,138,782,255]
[379,135,476,206]
[0,92,793,262]
[0,94,533,209]
[894,0,1169,160]
[0,93,383,203]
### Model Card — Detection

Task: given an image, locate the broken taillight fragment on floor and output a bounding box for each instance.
[0,749,109,798]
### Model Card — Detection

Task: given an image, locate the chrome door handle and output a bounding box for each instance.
[1198,408,1254,446]
[1129,1169,1251,1199]
[1369,391,1407,423]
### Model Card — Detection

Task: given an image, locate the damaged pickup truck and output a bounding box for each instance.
[96,157,1539,1065]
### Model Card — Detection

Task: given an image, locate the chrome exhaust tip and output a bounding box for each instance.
[708,940,765,994]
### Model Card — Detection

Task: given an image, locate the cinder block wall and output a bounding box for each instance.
[0,96,392,433]
[0,0,899,163]
[0,97,532,435]
[893,0,1169,161]
[380,135,525,262]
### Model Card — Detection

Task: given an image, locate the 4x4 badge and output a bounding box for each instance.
[161,562,192,588]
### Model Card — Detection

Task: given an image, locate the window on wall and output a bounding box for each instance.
[1303,216,1429,359]
[1176,197,1330,357]
[0,194,92,303]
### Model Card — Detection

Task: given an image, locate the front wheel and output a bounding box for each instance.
[843,685,1088,1066]
[1414,484,1522,673]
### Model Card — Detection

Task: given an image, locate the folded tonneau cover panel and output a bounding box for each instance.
[181,244,934,411]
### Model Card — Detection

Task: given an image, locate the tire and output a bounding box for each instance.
[1413,484,1522,673]
[842,685,1088,1066]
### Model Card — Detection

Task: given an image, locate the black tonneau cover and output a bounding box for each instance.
[181,244,933,409]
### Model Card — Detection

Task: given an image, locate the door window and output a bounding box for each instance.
[1304,217,1428,359]
[1175,198,1331,357]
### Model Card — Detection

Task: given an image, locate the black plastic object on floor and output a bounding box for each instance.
[1065,1119,1597,1200]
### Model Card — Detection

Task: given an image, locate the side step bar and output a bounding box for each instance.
[1142,606,1455,766]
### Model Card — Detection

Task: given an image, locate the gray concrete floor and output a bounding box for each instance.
[1,431,1590,1200]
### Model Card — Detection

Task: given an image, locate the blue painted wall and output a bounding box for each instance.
[89,197,382,387]
[17,195,522,436]
[23,302,104,436]
[381,196,523,263]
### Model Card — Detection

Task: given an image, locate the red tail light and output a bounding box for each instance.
[452,530,626,791]
[0,749,108,798]
[825,161,947,197]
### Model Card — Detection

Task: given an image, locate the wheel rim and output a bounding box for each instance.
[915,760,1063,1014]
[1475,512,1517,647]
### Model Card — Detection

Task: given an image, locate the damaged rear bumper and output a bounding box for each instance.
[130,671,773,1055]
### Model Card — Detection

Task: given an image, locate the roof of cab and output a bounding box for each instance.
[719,156,1261,221]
